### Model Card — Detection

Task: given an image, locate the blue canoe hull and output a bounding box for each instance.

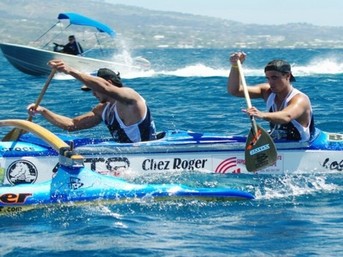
[0,165,254,214]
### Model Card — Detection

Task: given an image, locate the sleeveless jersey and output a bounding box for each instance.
[266,88,315,142]
[102,102,157,143]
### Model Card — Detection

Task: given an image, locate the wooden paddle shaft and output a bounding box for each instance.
[236,60,252,109]
[28,69,57,121]
[236,60,258,134]
[2,69,57,141]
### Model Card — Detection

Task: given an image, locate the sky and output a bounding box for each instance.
[105,0,342,27]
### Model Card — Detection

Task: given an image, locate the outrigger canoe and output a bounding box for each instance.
[1,119,343,186]
[0,120,254,215]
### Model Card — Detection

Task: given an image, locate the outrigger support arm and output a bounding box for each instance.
[0,119,84,168]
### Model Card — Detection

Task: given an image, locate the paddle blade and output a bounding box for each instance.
[2,128,24,141]
[245,124,277,172]
[2,116,34,141]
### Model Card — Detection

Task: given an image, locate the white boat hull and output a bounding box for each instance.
[1,120,343,186]
[0,43,150,76]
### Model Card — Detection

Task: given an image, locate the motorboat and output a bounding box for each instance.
[0,12,150,76]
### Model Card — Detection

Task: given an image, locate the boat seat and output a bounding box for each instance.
[156,131,166,140]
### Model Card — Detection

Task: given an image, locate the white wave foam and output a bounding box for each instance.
[53,57,343,80]
[254,174,340,200]
[293,58,343,75]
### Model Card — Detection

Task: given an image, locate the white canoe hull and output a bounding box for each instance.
[1,125,343,186]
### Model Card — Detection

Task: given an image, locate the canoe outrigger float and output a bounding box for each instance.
[0,120,254,215]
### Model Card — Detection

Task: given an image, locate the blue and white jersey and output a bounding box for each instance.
[102,102,157,143]
[266,88,315,142]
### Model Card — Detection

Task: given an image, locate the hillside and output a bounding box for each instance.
[1,0,343,48]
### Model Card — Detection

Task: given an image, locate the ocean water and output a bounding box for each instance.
[0,48,343,256]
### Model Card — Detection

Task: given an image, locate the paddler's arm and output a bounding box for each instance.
[48,59,107,92]
[244,93,311,126]
[48,59,140,105]
[227,52,267,99]
[227,52,246,97]
[27,103,103,132]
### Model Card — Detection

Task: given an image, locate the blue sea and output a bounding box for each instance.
[0,48,343,256]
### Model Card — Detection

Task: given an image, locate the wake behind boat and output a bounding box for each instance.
[0,12,151,76]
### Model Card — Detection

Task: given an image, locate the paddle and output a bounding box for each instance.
[2,69,57,141]
[236,60,277,172]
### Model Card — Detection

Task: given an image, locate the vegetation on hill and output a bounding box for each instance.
[1,0,343,48]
